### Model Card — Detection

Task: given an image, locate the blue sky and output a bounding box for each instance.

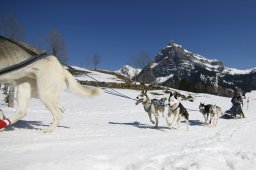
[1,0,256,70]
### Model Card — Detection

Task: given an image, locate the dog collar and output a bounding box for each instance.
[171,103,180,111]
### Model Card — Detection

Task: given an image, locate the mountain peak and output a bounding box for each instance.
[116,65,141,79]
[167,41,182,48]
[154,41,224,73]
[135,41,256,94]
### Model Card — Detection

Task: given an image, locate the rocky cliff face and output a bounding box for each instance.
[135,42,256,95]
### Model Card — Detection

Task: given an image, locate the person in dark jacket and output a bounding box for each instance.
[229,89,245,118]
[231,91,243,106]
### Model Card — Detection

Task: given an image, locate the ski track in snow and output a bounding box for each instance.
[0,89,256,170]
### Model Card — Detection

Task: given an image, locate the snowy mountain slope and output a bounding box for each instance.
[1,87,256,170]
[135,42,256,94]
[154,43,225,73]
[223,67,256,75]
[115,65,141,79]
[70,66,126,83]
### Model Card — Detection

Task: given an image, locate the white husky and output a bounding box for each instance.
[209,105,222,127]
[0,56,101,132]
[166,92,189,131]
[136,90,166,128]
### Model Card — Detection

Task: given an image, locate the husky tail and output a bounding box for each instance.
[64,69,101,97]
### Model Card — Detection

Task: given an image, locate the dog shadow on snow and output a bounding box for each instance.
[189,120,205,126]
[109,119,205,131]
[109,121,169,131]
[4,120,70,131]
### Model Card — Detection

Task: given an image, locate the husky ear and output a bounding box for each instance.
[174,93,178,99]
[168,92,173,101]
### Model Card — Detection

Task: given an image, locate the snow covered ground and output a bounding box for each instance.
[0,87,256,170]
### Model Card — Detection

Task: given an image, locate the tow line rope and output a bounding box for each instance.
[80,71,138,101]
[83,73,171,108]
[78,70,173,107]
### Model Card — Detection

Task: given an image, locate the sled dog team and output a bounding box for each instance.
[0,36,244,132]
[136,90,189,130]
[136,90,232,131]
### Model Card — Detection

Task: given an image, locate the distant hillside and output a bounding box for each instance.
[67,66,162,91]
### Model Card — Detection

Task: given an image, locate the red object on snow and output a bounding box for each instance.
[0,119,11,129]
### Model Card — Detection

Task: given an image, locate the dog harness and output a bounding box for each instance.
[0,36,50,129]
[0,35,49,75]
[172,103,188,117]
[143,101,152,112]
[152,98,166,107]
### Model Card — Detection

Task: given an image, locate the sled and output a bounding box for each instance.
[221,104,245,119]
